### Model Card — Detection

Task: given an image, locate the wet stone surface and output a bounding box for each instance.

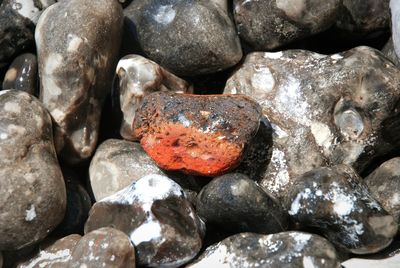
[0,90,66,251]
[286,165,397,254]
[85,174,204,267]
[188,231,341,268]
[2,53,37,95]
[133,92,262,176]
[196,173,288,235]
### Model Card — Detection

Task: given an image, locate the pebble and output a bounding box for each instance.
[234,0,341,50]
[35,0,123,163]
[69,227,135,268]
[0,90,66,250]
[365,157,400,224]
[2,53,37,95]
[124,0,242,76]
[224,47,400,201]
[391,0,400,59]
[382,37,400,67]
[188,231,341,268]
[196,173,288,235]
[115,54,193,141]
[133,92,262,176]
[286,164,398,254]
[85,174,204,267]
[342,252,400,268]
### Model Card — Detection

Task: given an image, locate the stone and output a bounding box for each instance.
[17,234,81,268]
[391,0,400,59]
[115,54,193,141]
[133,92,262,176]
[35,0,123,164]
[286,165,397,254]
[0,252,2,268]
[85,174,204,267]
[196,173,288,235]
[124,0,242,76]
[2,53,37,95]
[0,90,66,250]
[0,0,54,67]
[336,0,390,33]
[342,252,400,268]
[69,227,135,268]
[382,37,400,67]
[188,231,341,268]
[224,47,400,201]
[233,0,341,50]
[365,158,400,224]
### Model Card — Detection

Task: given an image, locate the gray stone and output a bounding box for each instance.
[2,53,37,95]
[85,174,204,267]
[124,0,242,76]
[188,231,341,268]
[365,158,400,224]
[391,0,400,59]
[286,165,397,254]
[234,0,341,50]
[115,55,192,141]
[382,37,400,67]
[224,47,400,202]
[342,252,400,268]
[0,90,66,250]
[69,228,135,268]
[35,0,123,164]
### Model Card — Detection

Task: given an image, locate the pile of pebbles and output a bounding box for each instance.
[1,0,400,267]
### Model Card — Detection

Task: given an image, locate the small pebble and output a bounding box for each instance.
[2,53,37,95]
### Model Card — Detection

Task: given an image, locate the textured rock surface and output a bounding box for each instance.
[286,165,397,254]
[196,173,288,235]
[188,231,341,268]
[233,0,340,50]
[225,47,400,201]
[342,252,400,268]
[2,53,37,95]
[35,0,123,163]
[0,90,66,250]
[17,234,81,268]
[85,174,204,267]
[115,55,192,141]
[124,0,242,76]
[391,0,400,60]
[69,228,135,268]
[133,92,262,176]
[365,158,400,224]
[382,37,400,67]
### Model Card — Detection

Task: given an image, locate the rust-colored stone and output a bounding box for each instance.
[133,92,262,176]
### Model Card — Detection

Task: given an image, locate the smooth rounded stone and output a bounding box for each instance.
[365,158,400,224]
[336,0,390,33]
[115,54,193,141]
[0,0,54,67]
[2,53,37,95]
[286,165,398,254]
[233,0,340,50]
[188,231,341,268]
[382,37,400,67]
[133,92,262,176]
[85,174,204,267]
[224,47,400,202]
[0,90,66,250]
[342,252,400,268]
[17,234,81,268]
[196,173,288,235]
[69,227,135,268]
[35,0,123,164]
[124,0,242,76]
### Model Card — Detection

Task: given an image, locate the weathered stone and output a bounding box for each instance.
[115,55,192,141]
[2,53,37,95]
[233,0,341,50]
[85,174,204,267]
[342,252,400,268]
[17,234,81,268]
[188,231,341,268]
[365,158,400,224]
[196,173,288,235]
[382,37,400,67]
[224,47,400,201]
[69,228,135,268]
[0,90,66,250]
[391,0,400,59]
[35,0,123,163]
[133,92,262,176]
[286,165,397,254]
[124,0,242,76]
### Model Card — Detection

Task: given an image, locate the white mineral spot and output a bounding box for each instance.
[189,244,231,268]
[154,5,176,25]
[44,53,63,75]
[331,54,343,60]
[251,66,275,93]
[230,179,249,196]
[19,249,71,268]
[4,102,21,114]
[310,122,333,151]
[342,252,400,268]
[7,124,26,136]
[67,35,83,52]
[0,133,8,140]
[178,114,191,127]
[333,196,354,216]
[268,148,290,193]
[110,255,115,261]
[25,204,36,221]
[130,220,162,245]
[4,68,17,82]
[51,109,65,122]
[25,173,36,184]
[13,0,40,22]
[101,243,109,249]
[263,52,283,59]
[289,189,312,215]
[271,123,289,139]
[303,256,317,268]
[88,240,94,247]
